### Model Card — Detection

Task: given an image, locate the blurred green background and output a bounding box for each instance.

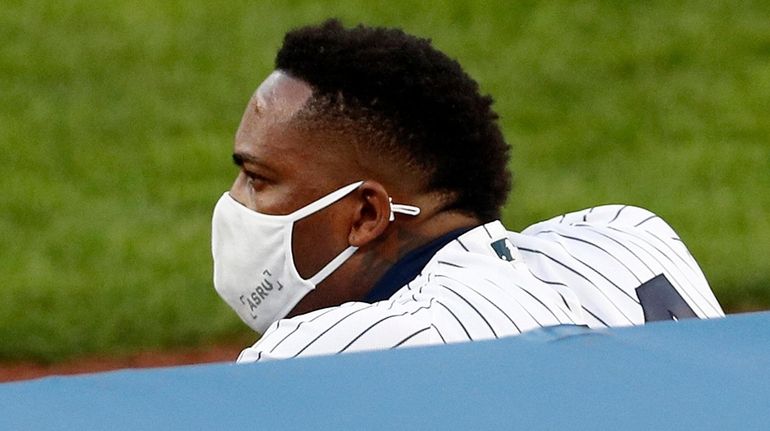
[1,0,768,362]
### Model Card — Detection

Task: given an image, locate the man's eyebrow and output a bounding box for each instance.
[232,153,274,172]
[232,153,247,167]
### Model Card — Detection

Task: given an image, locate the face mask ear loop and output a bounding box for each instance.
[389,197,421,222]
[289,181,365,221]
[307,245,359,285]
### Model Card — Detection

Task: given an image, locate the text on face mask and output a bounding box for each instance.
[239,269,285,320]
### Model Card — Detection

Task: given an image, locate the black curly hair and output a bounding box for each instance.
[276,19,511,222]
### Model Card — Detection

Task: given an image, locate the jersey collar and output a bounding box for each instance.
[363,226,475,303]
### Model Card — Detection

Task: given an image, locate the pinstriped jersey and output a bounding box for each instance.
[236,205,723,362]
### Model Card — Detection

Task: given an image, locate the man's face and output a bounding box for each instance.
[229,70,360,281]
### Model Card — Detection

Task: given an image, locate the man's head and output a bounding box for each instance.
[224,19,511,322]
[273,19,511,221]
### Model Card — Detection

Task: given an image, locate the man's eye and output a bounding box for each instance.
[244,171,268,188]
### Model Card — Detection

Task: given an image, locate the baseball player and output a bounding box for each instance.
[210,20,724,362]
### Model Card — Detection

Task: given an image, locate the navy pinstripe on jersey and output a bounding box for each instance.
[237,205,723,362]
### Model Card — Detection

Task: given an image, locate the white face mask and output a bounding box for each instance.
[211,181,420,334]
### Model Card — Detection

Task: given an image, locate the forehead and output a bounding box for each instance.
[234,70,313,156]
[253,70,313,118]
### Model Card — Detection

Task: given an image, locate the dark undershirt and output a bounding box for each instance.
[363,226,476,303]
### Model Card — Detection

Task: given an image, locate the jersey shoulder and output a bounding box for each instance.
[524,205,675,234]
[518,204,724,322]
[519,204,698,271]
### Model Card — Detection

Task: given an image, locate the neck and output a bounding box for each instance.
[348,209,481,298]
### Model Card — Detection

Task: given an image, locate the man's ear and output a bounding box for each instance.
[348,181,392,247]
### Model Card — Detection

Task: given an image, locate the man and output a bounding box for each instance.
[210,20,724,362]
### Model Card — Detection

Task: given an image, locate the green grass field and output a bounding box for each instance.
[1,0,769,362]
